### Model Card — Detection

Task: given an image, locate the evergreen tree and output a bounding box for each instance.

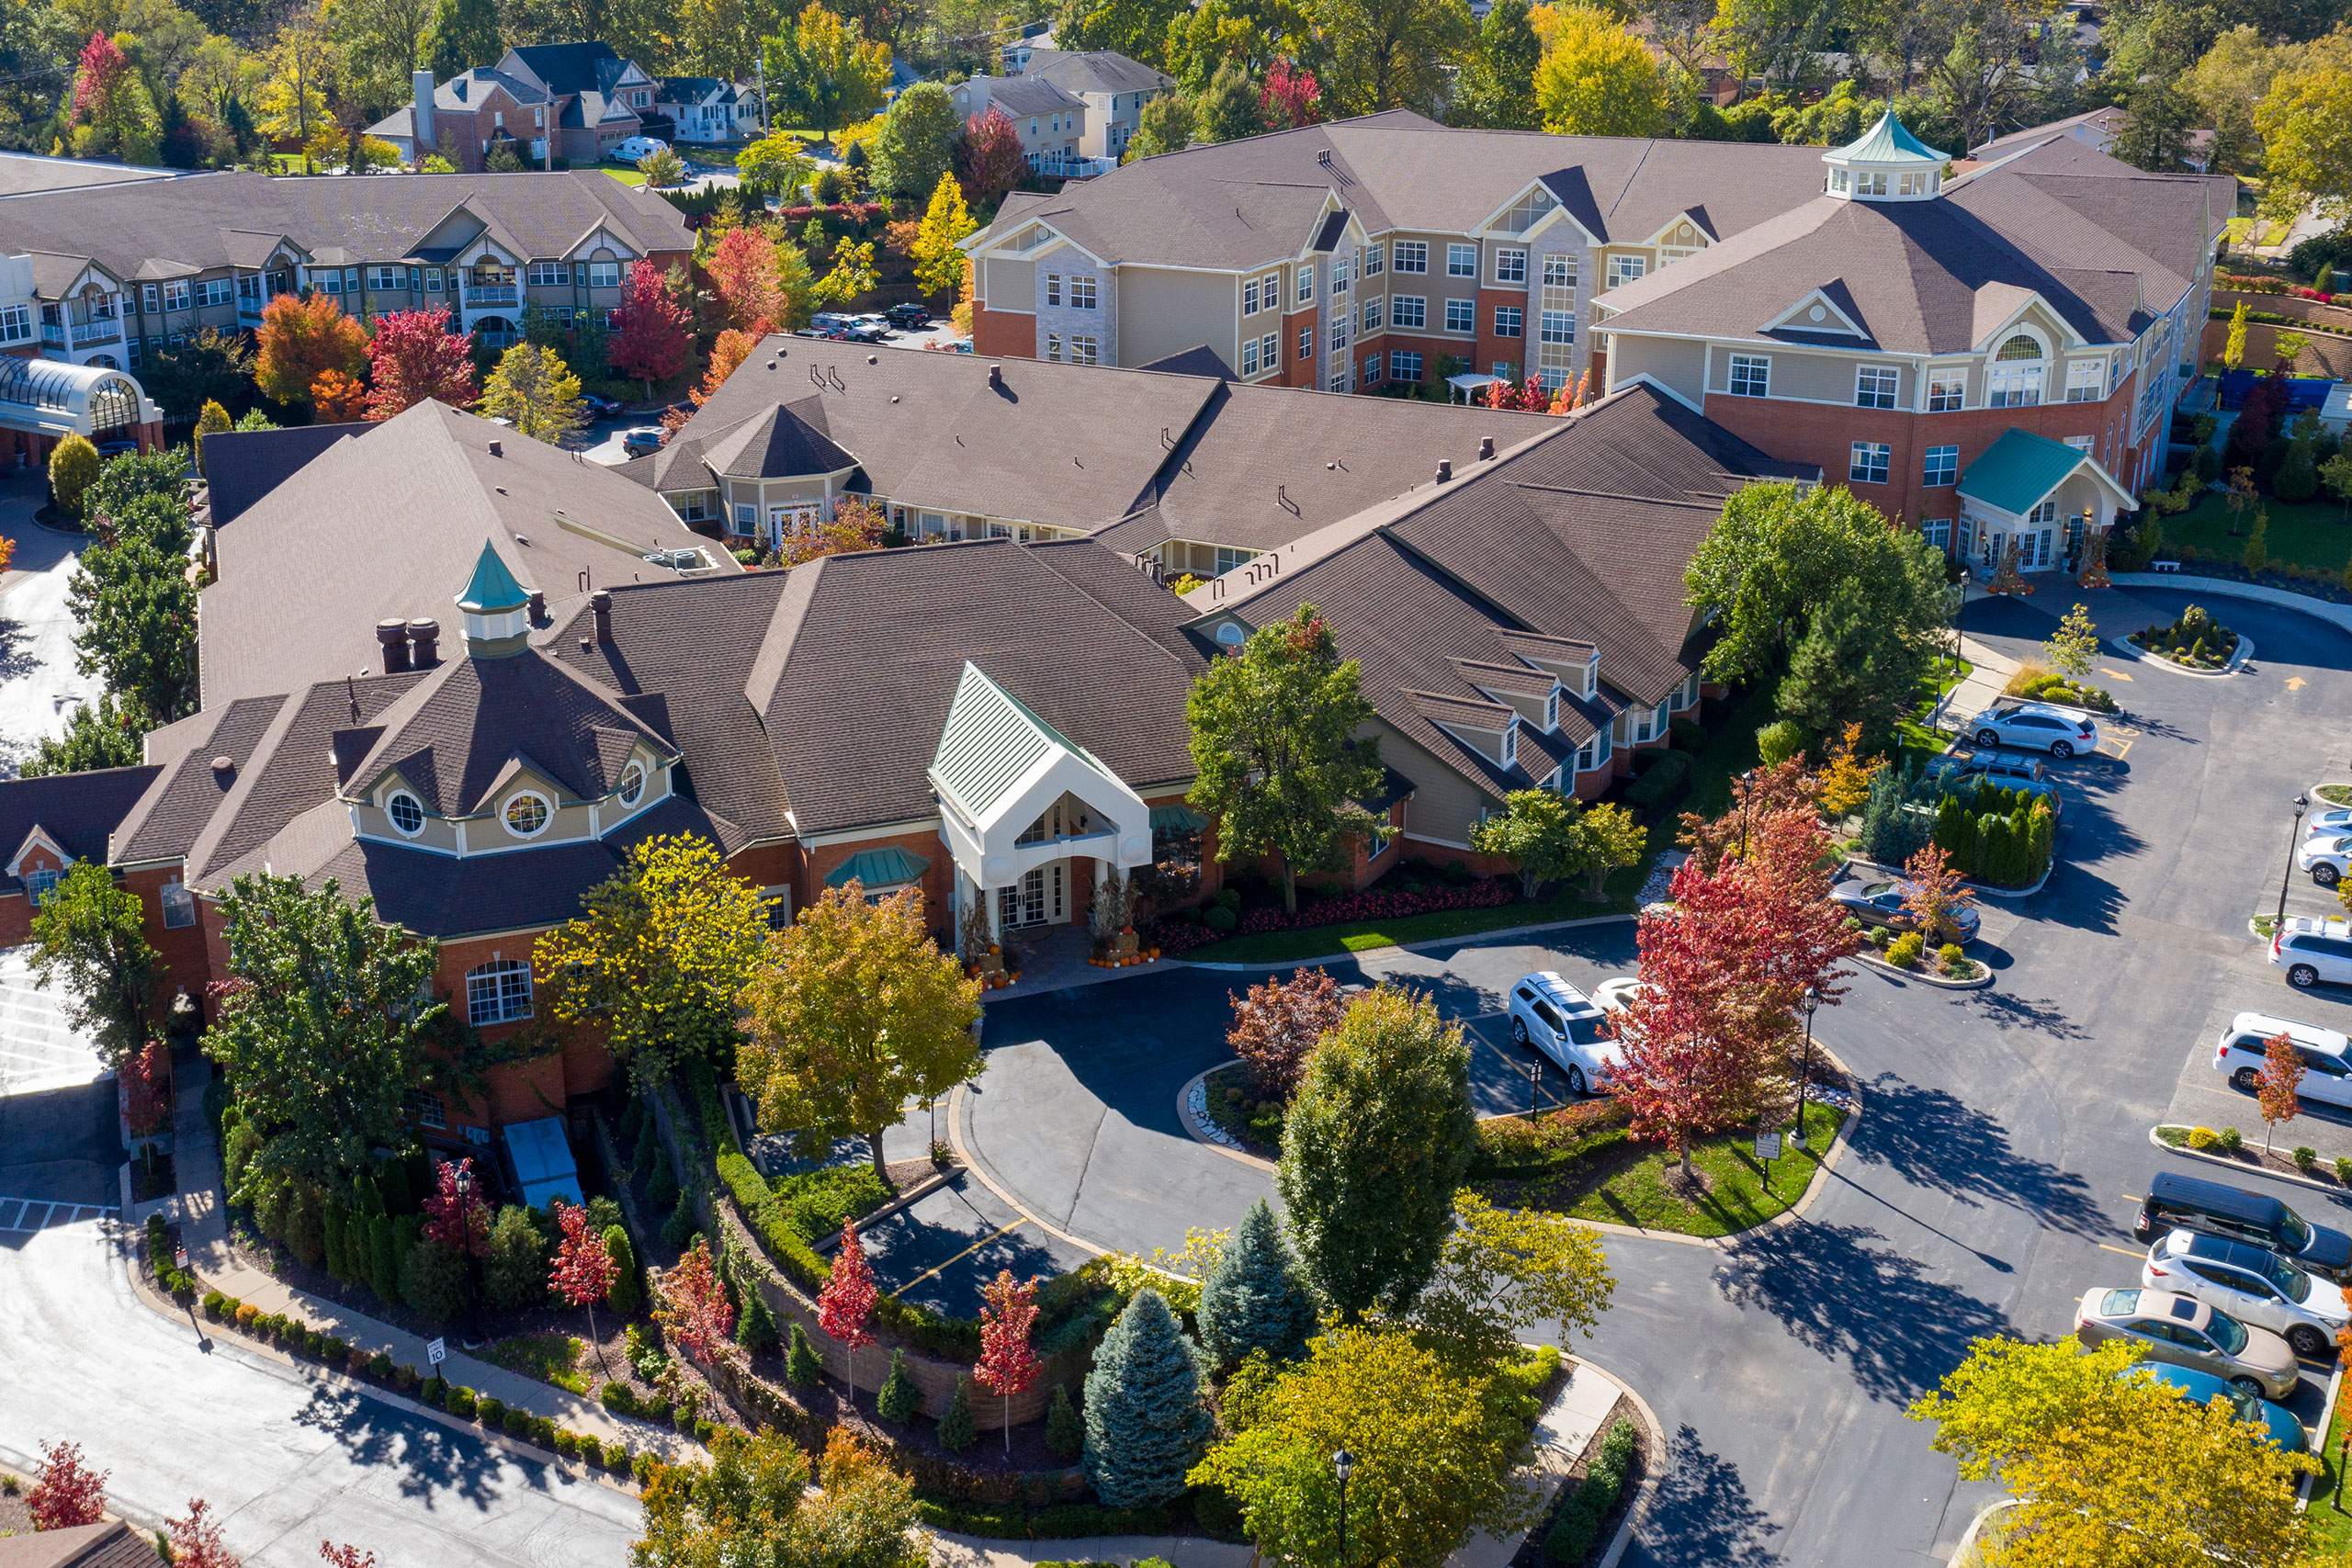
[1045,1382,1083,1459]
[604,1226,641,1316]
[1775,578,1926,757]
[1197,1198,1314,1369]
[786,1322,823,1386]
[1932,794,1970,861]
[877,1348,921,1422]
[368,1212,401,1304]
[937,1376,978,1452]
[1082,1290,1214,1506]
[1197,60,1266,142]
[484,1204,548,1310]
[323,1199,349,1280]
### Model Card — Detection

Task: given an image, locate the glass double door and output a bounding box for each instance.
[996,862,1067,930]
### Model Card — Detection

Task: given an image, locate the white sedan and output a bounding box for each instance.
[2307,807,2352,840]
[2143,1226,2350,1360]
[2299,835,2352,888]
[1965,703,2100,759]
[1506,972,1623,1097]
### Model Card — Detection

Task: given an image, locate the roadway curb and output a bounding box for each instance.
[945,1079,1106,1259]
[1852,952,1996,989]
[1176,1066,1276,1173]
[2147,1124,2346,1196]
[1181,910,1637,973]
[1947,1499,2020,1563]
[2105,631,2255,678]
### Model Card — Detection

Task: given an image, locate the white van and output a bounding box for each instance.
[609,136,670,164]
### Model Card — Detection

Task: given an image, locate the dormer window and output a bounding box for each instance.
[1544,687,1559,732]
[388,790,425,836]
[618,761,646,806]
[1582,659,1597,698]
[1500,720,1517,769]
[503,791,550,837]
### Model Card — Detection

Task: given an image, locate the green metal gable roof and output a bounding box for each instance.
[1956,428,2087,516]
[457,537,528,613]
[1828,111,1941,165]
[824,846,931,889]
[930,661,1118,825]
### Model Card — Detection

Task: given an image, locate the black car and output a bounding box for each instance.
[1829,877,1982,944]
[884,303,932,329]
[578,392,624,418]
[2132,1169,2352,1281]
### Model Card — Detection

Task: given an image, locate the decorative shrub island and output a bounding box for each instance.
[2131,604,2239,670]
[1928,781,2056,890]
[2007,669,2118,714]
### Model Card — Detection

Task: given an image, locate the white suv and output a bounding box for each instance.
[1965,703,2099,758]
[2213,1012,2352,1108]
[2299,835,2352,888]
[2143,1226,2349,1359]
[2274,928,2352,989]
[1506,972,1622,1096]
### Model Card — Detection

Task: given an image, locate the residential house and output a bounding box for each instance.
[948,75,1094,175]
[1967,105,2214,173]
[371,45,657,171]
[1593,112,2233,574]
[1020,49,1172,164]
[500,43,658,164]
[1001,26,1056,72]
[961,110,1832,393]
[656,77,757,144]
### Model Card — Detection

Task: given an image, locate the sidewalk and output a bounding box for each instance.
[169,1061,687,1458]
[1932,599,2024,739]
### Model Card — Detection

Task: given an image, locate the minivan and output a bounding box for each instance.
[2131,1170,2352,1280]
[2273,928,2352,989]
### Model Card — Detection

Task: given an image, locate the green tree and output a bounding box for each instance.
[1409,1191,1612,1372]
[2041,603,2100,682]
[936,1377,978,1450]
[2277,437,2320,502]
[67,483,200,725]
[537,834,773,1094]
[143,329,254,423]
[21,692,152,777]
[423,0,497,81]
[2244,506,2269,575]
[1534,5,1665,136]
[1082,1289,1214,1506]
[865,80,957,199]
[480,342,584,445]
[876,1348,921,1421]
[1128,91,1195,155]
[1051,0,1188,66]
[368,1211,401,1303]
[1449,0,1541,128]
[765,3,891,145]
[735,130,812,201]
[2112,74,2200,172]
[204,872,443,1197]
[2321,448,2352,520]
[191,400,232,478]
[28,860,157,1075]
[735,882,982,1187]
[1197,1198,1315,1370]
[1195,58,1266,141]
[786,1322,823,1384]
[1308,0,1473,116]
[2223,299,2248,370]
[401,1235,469,1322]
[482,1204,548,1310]
[1044,1382,1083,1457]
[604,1224,641,1315]
[910,169,974,299]
[1907,1336,2315,1565]
[2258,31,2352,223]
[1191,1325,1539,1568]
[635,1425,922,1568]
[1774,576,1931,755]
[639,144,688,186]
[1276,985,1474,1318]
[1186,604,1384,914]
[812,236,879,304]
[1470,788,1589,899]
[48,434,100,523]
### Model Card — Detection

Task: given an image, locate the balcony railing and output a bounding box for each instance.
[1027,152,1116,179]
[71,321,121,347]
[40,323,62,346]
[465,286,520,309]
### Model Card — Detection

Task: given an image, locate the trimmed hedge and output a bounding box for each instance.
[1546,1418,1641,1564]
[1624,750,1691,813]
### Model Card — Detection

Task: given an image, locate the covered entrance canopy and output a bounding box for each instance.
[0,355,160,452]
[929,660,1152,941]
[1955,427,2135,575]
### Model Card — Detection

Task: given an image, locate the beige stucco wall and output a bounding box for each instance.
[1116,265,1243,368]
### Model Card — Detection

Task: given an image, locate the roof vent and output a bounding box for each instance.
[1479,436,1496,459]
[989,362,1003,389]
[210,755,235,775]
[1317,149,1332,165]
[766,360,777,369]
[1435,459,1453,483]
[407,617,440,667]
[591,589,613,642]
[867,355,878,365]
[488,439,503,457]
[376,617,413,673]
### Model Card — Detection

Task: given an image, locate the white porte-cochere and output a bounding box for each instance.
[929,660,1153,940]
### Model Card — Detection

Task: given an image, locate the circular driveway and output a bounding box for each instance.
[962,581,2352,1565]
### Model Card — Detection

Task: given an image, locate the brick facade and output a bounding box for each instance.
[971,302,1035,359]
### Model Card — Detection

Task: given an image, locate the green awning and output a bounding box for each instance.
[1150,804,1207,832]
[1956,428,2087,517]
[824,847,932,889]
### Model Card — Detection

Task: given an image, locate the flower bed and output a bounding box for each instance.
[2129,604,2240,669]
[1224,877,1517,937]
[2158,1123,2352,1187]
[2007,669,2118,713]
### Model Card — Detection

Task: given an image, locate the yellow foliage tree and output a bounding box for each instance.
[1532,6,1664,137]
[481,343,585,446]
[1907,1336,2315,1567]
[812,236,878,305]
[911,171,976,300]
[1814,722,1882,818]
[2256,28,2352,223]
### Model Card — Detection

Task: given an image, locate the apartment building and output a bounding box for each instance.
[1594,113,2233,575]
[948,75,1093,172]
[1022,50,1171,163]
[962,110,1830,392]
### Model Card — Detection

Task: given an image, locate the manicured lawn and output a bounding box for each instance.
[476,1331,589,1393]
[2305,1396,2349,1553]
[1897,656,1972,759]
[1480,1099,1848,1238]
[2165,491,2352,574]
[604,168,648,186]
[2322,784,2352,807]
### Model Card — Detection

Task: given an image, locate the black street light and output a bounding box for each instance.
[1792,986,1820,1149]
[1954,568,1971,686]
[2277,794,2312,937]
[1333,1449,1354,1568]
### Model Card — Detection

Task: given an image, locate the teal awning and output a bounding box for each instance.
[824,847,931,889]
[1150,804,1207,832]
[1956,428,2088,517]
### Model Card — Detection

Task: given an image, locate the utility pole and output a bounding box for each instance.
[754,55,770,138]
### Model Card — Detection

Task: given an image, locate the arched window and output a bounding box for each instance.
[86,376,137,434]
[466,959,532,1025]
[1989,335,2045,408]
[1996,334,2042,361]
[503,790,550,837]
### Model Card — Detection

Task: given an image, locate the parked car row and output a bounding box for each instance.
[795,306,933,344]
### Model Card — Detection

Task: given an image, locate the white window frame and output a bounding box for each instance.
[1069,275,1097,310]
[1296,265,1313,303]
[502,790,552,838]
[1728,355,1770,397]
[466,960,534,1026]
[1364,244,1384,276]
[1605,254,1646,288]
[1928,372,1966,412]
[1393,242,1427,274]
[160,879,196,928]
[1363,297,1384,331]
[1390,349,1422,381]
[387,790,426,836]
[1241,335,1260,376]
[1072,334,1100,366]
[1393,296,1426,330]
[1446,243,1476,277]
[2065,359,2104,401]
[1924,445,1958,487]
[1542,254,1576,288]
[1855,365,1899,409]
[1443,298,1474,333]
[1850,441,1892,484]
[587,260,621,288]
[1495,248,1526,284]
[1493,306,1522,338]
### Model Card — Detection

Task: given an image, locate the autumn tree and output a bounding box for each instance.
[537,834,775,1094]
[1908,1336,2314,1565]
[27,1439,107,1529]
[910,171,974,301]
[548,1199,619,1366]
[422,1156,490,1257]
[609,259,693,398]
[73,30,161,163]
[635,1427,920,1568]
[123,1037,172,1138]
[364,307,476,419]
[28,860,158,1074]
[1261,57,1323,126]
[310,368,368,422]
[1410,1191,1613,1374]
[2258,1030,2304,1152]
[1188,604,1384,914]
[1678,757,1818,876]
[1534,6,1664,136]
[765,4,891,145]
[1900,843,1974,949]
[481,343,584,445]
[954,105,1026,205]
[812,237,879,305]
[254,293,368,410]
[1813,723,1882,819]
[659,1237,740,1369]
[975,1269,1041,1457]
[819,1220,878,1391]
[736,883,982,1186]
[192,401,232,477]
[167,1498,241,1568]
[1227,966,1348,1101]
[736,132,814,202]
[780,494,887,565]
[705,225,785,333]
[257,6,337,142]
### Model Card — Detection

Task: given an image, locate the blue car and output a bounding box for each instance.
[2129,1362,2308,1451]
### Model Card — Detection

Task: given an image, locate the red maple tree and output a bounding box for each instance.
[122,1037,170,1138]
[318,1544,377,1568]
[705,228,784,333]
[1731,801,1860,1014]
[27,1440,107,1529]
[1483,372,1550,412]
[421,1157,490,1257]
[167,1499,239,1568]
[819,1220,878,1392]
[1261,59,1324,129]
[974,1269,1040,1457]
[1227,967,1347,1101]
[609,259,692,398]
[657,1236,736,1366]
[364,307,477,419]
[72,31,128,121]
[954,106,1027,206]
[548,1199,618,1365]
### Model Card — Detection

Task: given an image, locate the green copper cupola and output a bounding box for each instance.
[456,538,532,657]
[1823,111,1944,203]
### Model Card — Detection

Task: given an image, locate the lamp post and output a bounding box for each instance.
[2277,793,2312,936]
[455,1161,483,1348]
[1792,985,1820,1149]
[1954,567,1970,682]
[1333,1449,1353,1568]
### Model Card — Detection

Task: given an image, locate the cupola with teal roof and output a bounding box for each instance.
[456,538,533,657]
[1823,110,1944,203]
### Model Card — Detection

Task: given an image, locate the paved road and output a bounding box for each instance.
[0,947,107,1097]
[0,1218,640,1567]
[966,581,2352,1565]
[0,482,104,777]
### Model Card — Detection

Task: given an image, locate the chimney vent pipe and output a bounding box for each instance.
[1479,436,1495,459]
[591,590,613,642]
[406,617,440,667]
[376,618,413,673]
[1435,459,1452,483]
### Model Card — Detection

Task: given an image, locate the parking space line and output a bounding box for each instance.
[2097,1243,2142,1258]
[888,1219,1027,1294]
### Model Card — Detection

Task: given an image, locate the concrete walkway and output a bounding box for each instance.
[170,1061,687,1459]
[1931,590,2027,738]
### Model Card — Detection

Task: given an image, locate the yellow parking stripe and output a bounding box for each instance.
[889,1219,1026,1293]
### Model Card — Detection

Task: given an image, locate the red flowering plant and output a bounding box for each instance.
[974,1269,1040,1457]
[27,1440,107,1529]
[818,1220,878,1392]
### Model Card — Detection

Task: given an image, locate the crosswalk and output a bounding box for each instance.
[0,948,106,1094]
[0,1193,117,1230]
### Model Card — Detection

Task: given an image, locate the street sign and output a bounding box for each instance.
[1754,1132,1782,1163]
[426,1337,447,1366]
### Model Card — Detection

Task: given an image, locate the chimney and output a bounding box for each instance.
[413,70,435,152]
[527,590,546,621]
[406,617,440,667]
[1435,459,1452,483]
[376,617,413,673]
[591,590,613,642]
[988,363,1003,389]
[1479,436,1495,459]
[488,439,503,457]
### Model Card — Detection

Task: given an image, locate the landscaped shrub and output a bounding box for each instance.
[421,1375,448,1408]
[400,1237,469,1325]
[484,1205,551,1311]
[647,1158,681,1212]
[938,1377,978,1452]
[1083,1292,1211,1506]
[554,1429,579,1458]
[662,1193,698,1251]
[1623,750,1692,813]
[2296,1146,2319,1175]
[1938,943,1969,976]
[235,1303,259,1329]
[601,1381,638,1416]
[1045,1382,1083,1459]
[1201,904,1238,931]
[202,1290,225,1319]
[606,1441,633,1474]
[786,1323,822,1386]
[878,1348,922,1422]
[1884,931,1924,969]
[1668,716,1707,751]
[1545,1418,1639,1565]
[476,1394,503,1427]
[604,1225,642,1316]
[369,1351,394,1380]
[2219,1127,2245,1152]
[1756,719,1804,767]
[2337,1156,2352,1185]
[2188,1126,2221,1150]
[577,1435,604,1468]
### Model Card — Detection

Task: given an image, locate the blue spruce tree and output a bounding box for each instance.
[1083,1290,1213,1506]
[1197,1199,1313,1369]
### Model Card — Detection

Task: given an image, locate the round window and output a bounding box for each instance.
[387,791,424,836]
[503,792,550,837]
[618,761,645,806]
[1215,622,1247,648]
